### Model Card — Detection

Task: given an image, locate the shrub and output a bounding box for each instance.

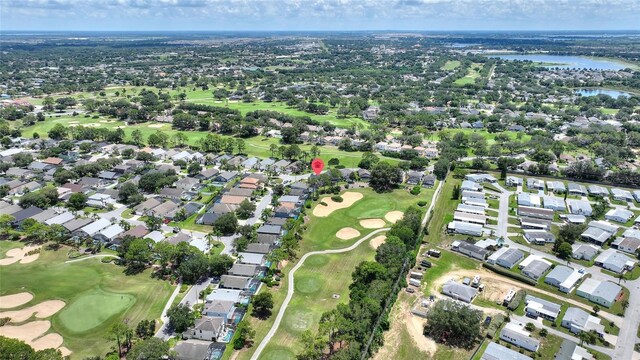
[410,186,421,195]
[0,317,11,326]
[330,195,343,203]
[319,201,327,206]
[101,257,113,263]
[417,200,427,207]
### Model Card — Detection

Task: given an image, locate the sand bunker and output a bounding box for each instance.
[0,245,42,266]
[0,300,65,323]
[0,292,33,309]
[148,124,164,128]
[369,235,387,249]
[0,320,50,342]
[336,227,360,240]
[384,211,404,224]
[313,192,364,217]
[58,347,72,357]
[360,218,386,229]
[31,333,63,351]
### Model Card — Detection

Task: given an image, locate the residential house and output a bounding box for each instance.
[523,230,555,244]
[452,241,489,260]
[499,322,540,352]
[517,206,553,220]
[184,316,225,342]
[612,236,640,255]
[447,221,484,236]
[133,198,162,216]
[228,263,260,277]
[481,342,532,360]
[588,185,609,197]
[611,188,633,202]
[519,217,551,230]
[202,300,236,322]
[605,208,633,223]
[11,206,44,226]
[63,218,92,234]
[566,199,593,216]
[527,178,545,191]
[76,218,111,238]
[571,243,599,261]
[94,224,125,243]
[518,193,541,208]
[567,183,588,196]
[561,307,604,336]
[576,279,623,308]
[176,178,200,192]
[525,295,561,321]
[546,181,566,194]
[441,280,477,303]
[506,176,523,187]
[544,265,582,293]
[219,275,252,290]
[543,196,566,211]
[461,180,483,192]
[594,248,636,274]
[554,340,592,360]
[494,248,524,269]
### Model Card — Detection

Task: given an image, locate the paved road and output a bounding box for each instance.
[64,254,119,263]
[155,277,212,340]
[250,228,390,360]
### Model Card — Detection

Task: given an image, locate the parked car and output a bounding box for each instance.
[421,260,432,268]
[406,288,415,293]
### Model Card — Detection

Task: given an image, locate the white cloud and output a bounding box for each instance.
[1,0,639,30]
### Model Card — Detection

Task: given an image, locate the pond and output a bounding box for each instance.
[493,54,627,70]
[576,89,631,99]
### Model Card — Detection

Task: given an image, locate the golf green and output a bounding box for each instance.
[58,289,136,333]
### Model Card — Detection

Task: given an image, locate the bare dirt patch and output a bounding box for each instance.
[312,192,364,217]
[359,218,386,229]
[0,292,33,309]
[148,124,164,128]
[384,211,404,223]
[0,300,66,323]
[336,227,360,240]
[369,235,387,249]
[0,245,42,266]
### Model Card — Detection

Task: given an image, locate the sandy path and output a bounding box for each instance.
[370,235,386,249]
[360,218,386,229]
[0,292,33,309]
[385,211,404,223]
[313,192,364,217]
[0,245,41,266]
[0,300,65,323]
[336,227,360,240]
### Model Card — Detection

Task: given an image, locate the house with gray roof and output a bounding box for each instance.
[481,342,532,360]
[571,243,599,261]
[566,199,592,216]
[546,181,566,194]
[45,211,74,226]
[543,195,566,211]
[576,278,623,308]
[452,241,488,260]
[447,221,483,237]
[544,265,582,293]
[581,226,613,246]
[611,188,633,202]
[605,208,634,223]
[613,236,640,255]
[495,248,524,269]
[523,230,555,244]
[505,176,523,187]
[63,218,92,233]
[588,185,609,197]
[567,183,588,196]
[594,248,636,274]
[554,340,591,360]
[219,275,252,291]
[561,307,604,335]
[184,316,225,342]
[442,280,477,303]
[525,295,561,321]
[522,259,551,280]
[76,218,110,238]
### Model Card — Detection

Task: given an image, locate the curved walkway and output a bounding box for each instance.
[64,254,120,263]
[250,228,390,360]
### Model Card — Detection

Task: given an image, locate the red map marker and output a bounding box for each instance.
[311,158,324,175]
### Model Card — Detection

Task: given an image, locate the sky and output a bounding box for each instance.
[1,0,639,32]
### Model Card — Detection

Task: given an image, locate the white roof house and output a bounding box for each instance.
[95,224,125,242]
[78,218,111,237]
[442,280,478,303]
[594,248,636,274]
[544,265,582,293]
[481,342,532,360]
[611,188,633,201]
[525,295,561,320]
[571,243,599,261]
[447,221,484,237]
[499,322,540,352]
[561,307,604,335]
[518,192,541,207]
[542,195,566,211]
[605,208,634,223]
[44,211,74,225]
[566,199,592,216]
[576,278,623,308]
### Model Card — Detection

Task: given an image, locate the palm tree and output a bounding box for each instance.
[578,331,590,346]
[205,232,214,252]
[269,144,278,158]
[109,323,129,358]
[621,299,630,313]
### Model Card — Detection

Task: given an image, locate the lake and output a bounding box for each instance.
[576,89,631,99]
[493,54,627,70]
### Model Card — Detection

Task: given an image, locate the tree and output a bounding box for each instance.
[424,299,482,349]
[251,292,274,319]
[209,254,235,276]
[236,139,246,154]
[187,162,202,177]
[369,162,403,193]
[48,123,68,140]
[108,322,129,358]
[135,320,156,339]
[118,182,143,205]
[622,299,630,313]
[236,199,257,220]
[593,305,600,315]
[524,322,535,332]
[557,242,573,260]
[144,215,162,231]
[167,303,194,333]
[126,337,169,360]
[124,238,154,274]
[131,129,144,145]
[0,336,63,360]
[213,212,238,235]
[68,192,87,211]
[539,328,548,337]
[232,320,256,349]
[178,252,210,284]
[433,159,449,180]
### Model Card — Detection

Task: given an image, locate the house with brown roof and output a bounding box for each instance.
[220,195,246,206]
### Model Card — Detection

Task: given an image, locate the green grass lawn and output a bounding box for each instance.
[442,60,461,70]
[426,176,461,245]
[440,128,532,145]
[0,244,173,359]
[454,63,482,86]
[58,289,136,333]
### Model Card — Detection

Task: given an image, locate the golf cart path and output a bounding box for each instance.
[250,227,390,360]
[64,254,120,263]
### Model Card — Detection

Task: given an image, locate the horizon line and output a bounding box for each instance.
[3,29,640,33]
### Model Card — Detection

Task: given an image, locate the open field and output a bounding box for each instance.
[454,63,483,86]
[0,242,173,359]
[442,60,461,70]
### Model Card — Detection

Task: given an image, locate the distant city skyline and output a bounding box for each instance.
[2,0,639,31]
